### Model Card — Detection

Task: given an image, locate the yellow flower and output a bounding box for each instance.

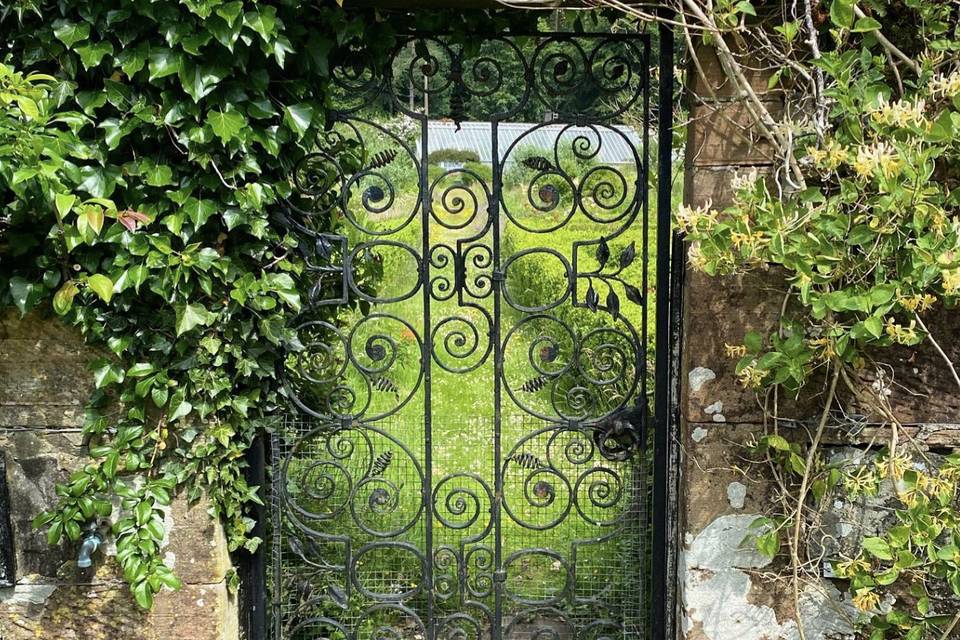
[872,98,927,127]
[729,231,751,249]
[930,71,960,99]
[852,588,881,613]
[853,145,878,177]
[943,268,960,294]
[737,362,768,388]
[675,201,716,234]
[853,142,901,179]
[825,141,847,169]
[899,293,938,313]
[834,557,870,578]
[688,244,709,272]
[884,319,920,345]
[724,343,747,358]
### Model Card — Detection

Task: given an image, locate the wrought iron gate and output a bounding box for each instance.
[263,26,678,640]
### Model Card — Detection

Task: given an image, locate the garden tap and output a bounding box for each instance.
[76,522,102,569]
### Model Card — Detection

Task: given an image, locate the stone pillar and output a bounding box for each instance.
[0,311,238,640]
[677,42,960,639]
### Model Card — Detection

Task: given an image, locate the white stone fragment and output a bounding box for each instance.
[726,482,747,509]
[704,400,723,414]
[688,367,716,393]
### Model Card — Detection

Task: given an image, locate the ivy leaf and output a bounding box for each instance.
[206,109,246,143]
[74,42,114,70]
[179,63,225,102]
[116,43,149,77]
[90,358,124,388]
[148,49,182,80]
[243,6,278,41]
[55,193,77,220]
[756,531,781,558]
[52,20,91,47]
[863,315,884,338]
[183,198,217,229]
[8,277,39,315]
[175,303,215,336]
[82,205,105,235]
[216,1,245,24]
[284,103,314,138]
[53,281,79,315]
[168,390,193,422]
[132,580,154,610]
[744,330,763,352]
[86,274,114,303]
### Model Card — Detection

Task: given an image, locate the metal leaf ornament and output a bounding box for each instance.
[606,289,621,320]
[624,283,644,306]
[595,238,610,270]
[522,156,554,172]
[619,241,636,270]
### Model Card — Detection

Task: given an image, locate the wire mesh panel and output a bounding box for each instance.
[271,30,655,640]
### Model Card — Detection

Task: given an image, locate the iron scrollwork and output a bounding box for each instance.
[274,30,652,640]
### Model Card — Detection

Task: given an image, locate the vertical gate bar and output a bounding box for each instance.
[652,14,675,640]
[666,230,686,639]
[240,434,268,640]
[271,431,283,640]
[639,32,652,636]
[419,107,436,640]
[491,113,503,640]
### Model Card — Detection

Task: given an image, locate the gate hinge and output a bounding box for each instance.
[493,570,507,583]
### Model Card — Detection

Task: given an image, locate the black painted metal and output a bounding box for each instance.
[267,29,677,640]
[0,453,15,588]
[240,436,269,640]
[651,16,676,640]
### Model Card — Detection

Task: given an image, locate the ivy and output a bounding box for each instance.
[1,0,533,609]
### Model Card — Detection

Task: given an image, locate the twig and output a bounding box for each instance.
[790,361,841,640]
[914,312,960,393]
[853,5,920,75]
[939,611,960,640]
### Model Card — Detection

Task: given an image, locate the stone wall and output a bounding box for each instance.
[0,310,237,640]
[677,43,960,639]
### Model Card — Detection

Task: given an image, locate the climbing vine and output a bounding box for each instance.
[668,0,960,636]
[0,0,531,609]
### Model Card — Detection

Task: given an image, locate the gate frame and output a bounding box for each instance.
[239,14,681,640]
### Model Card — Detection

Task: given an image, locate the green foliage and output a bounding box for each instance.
[682,0,960,633]
[1,0,530,609]
[428,148,481,164]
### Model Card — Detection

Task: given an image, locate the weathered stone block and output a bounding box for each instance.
[0,311,95,429]
[687,43,783,100]
[0,312,237,638]
[686,98,782,168]
[0,565,237,640]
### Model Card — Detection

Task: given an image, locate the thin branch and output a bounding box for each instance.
[914,312,960,393]
[790,361,841,640]
[853,5,920,75]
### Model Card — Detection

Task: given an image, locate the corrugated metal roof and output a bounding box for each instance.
[420,121,643,165]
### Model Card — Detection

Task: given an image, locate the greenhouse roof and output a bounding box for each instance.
[421,120,644,165]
